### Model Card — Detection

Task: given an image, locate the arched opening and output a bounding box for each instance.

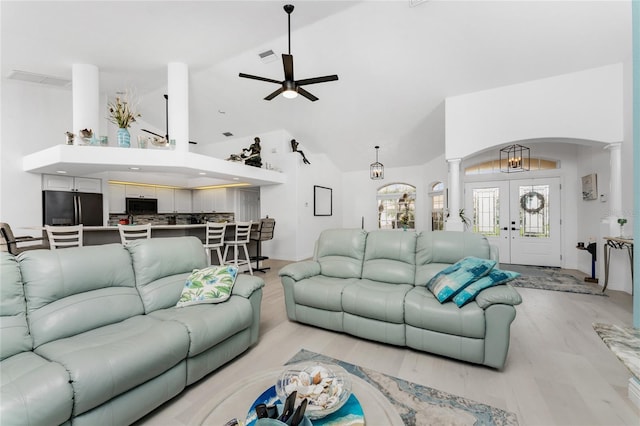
[377,183,416,229]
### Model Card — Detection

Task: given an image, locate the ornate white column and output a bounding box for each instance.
[72,64,99,144]
[167,62,189,152]
[604,142,623,236]
[446,158,464,231]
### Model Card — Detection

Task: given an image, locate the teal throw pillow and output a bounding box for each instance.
[427,256,496,303]
[452,268,520,307]
[177,265,238,307]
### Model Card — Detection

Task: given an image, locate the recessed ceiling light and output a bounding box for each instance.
[232,177,239,180]
[129,167,140,171]
[56,170,67,174]
[199,172,206,175]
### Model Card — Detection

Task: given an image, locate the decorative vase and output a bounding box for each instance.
[117,128,131,148]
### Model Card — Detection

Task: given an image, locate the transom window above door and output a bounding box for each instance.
[377,183,416,229]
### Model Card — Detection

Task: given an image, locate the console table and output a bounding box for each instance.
[603,237,634,293]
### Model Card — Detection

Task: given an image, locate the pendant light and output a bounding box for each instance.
[500,144,530,173]
[370,146,384,180]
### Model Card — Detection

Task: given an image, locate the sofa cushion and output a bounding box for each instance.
[177,265,238,307]
[19,244,143,348]
[427,256,496,303]
[126,237,208,313]
[404,287,486,338]
[316,229,367,279]
[0,253,32,360]
[293,276,356,311]
[362,230,416,285]
[0,351,73,425]
[415,232,492,286]
[34,315,189,416]
[453,269,521,307]
[342,279,413,324]
[150,296,252,357]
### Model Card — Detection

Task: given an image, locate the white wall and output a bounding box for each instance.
[445,64,624,160]
[0,80,72,236]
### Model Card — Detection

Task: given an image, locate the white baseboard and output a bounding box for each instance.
[629,377,640,409]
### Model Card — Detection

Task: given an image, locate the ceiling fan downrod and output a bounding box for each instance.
[284,4,294,55]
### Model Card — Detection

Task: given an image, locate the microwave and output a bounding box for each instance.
[126,198,158,215]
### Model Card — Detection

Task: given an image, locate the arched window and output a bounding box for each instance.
[377,183,416,229]
[430,182,445,231]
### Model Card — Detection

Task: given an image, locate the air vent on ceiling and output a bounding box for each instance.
[222,132,234,137]
[258,49,278,64]
[8,70,71,87]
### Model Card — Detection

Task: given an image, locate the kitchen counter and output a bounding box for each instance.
[85,224,207,231]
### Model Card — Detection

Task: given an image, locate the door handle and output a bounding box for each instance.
[502,227,508,231]
[511,227,519,231]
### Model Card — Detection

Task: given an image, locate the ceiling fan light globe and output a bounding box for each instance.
[283,89,298,99]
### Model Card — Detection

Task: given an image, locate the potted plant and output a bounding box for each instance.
[617,218,627,238]
[108,93,141,148]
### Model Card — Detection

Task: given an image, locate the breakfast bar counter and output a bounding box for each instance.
[82,224,208,245]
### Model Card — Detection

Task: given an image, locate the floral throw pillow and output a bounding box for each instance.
[427,256,496,303]
[452,268,520,307]
[177,265,238,307]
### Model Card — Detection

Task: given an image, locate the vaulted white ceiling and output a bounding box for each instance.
[1,1,632,172]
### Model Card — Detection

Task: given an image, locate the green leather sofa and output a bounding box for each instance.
[279,229,521,369]
[0,236,264,425]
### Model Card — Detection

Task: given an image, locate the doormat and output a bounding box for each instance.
[287,349,519,426]
[501,264,606,296]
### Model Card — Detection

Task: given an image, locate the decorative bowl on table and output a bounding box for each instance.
[275,362,351,420]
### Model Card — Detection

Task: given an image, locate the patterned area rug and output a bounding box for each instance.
[593,323,640,379]
[287,349,519,426]
[501,264,606,296]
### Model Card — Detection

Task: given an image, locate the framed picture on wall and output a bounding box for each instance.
[314,185,332,216]
[581,173,597,200]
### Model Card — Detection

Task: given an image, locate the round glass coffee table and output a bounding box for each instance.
[193,368,403,425]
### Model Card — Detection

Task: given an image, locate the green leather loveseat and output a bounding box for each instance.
[279,229,521,369]
[0,236,264,425]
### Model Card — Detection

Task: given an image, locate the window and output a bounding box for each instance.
[430,182,445,231]
[377,183,416,229]
[465,158,559,175]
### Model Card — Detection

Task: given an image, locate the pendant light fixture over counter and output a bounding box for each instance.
[370,145,384,180]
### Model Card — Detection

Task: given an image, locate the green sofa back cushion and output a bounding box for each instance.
[316,229,367,279]
[362,230,416,285]
[0,252,32,359]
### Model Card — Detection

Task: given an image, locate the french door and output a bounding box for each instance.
[464,178,561,267]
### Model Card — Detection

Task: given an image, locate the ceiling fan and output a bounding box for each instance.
[239,4,338,102]
[141,94,197,145]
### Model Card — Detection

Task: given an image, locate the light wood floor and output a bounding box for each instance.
[138,260,639,426]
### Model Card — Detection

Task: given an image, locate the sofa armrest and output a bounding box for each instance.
[278,261,321,281]
[232,275,265,298]
[475,284,522,309]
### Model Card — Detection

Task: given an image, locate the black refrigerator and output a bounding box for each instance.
[43,191,104,226]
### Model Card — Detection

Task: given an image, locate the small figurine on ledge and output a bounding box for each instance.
[291,139,310,164]
[242,137,262,168]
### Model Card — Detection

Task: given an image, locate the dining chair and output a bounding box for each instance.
[45,225,83,249]
[223,221,253,275]
[118,223,151,245]
[204,222,227,265]
[1,222,49,254]
[249,218,276,273]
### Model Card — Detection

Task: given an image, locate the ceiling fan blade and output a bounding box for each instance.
[265,87,285,101]
[283,54,294,81]
[239,73,282,85]
[296,75,339,86]
[297,87,318,102]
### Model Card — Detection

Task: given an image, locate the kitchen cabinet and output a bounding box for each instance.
[174,189,192,213]
[125,185,157,198]
[42,174,102,193]
[108,184,126,213]
[192,188,228,213]
[157,188,192,213]
[156,187,174,213]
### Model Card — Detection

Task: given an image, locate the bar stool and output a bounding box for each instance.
[45,225,83,249]
[118,223,151,245]
[204,222,227,265]
[223,221,253,275]
[250,217,276,273]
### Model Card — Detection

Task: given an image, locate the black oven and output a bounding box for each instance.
[126,198,158,215]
